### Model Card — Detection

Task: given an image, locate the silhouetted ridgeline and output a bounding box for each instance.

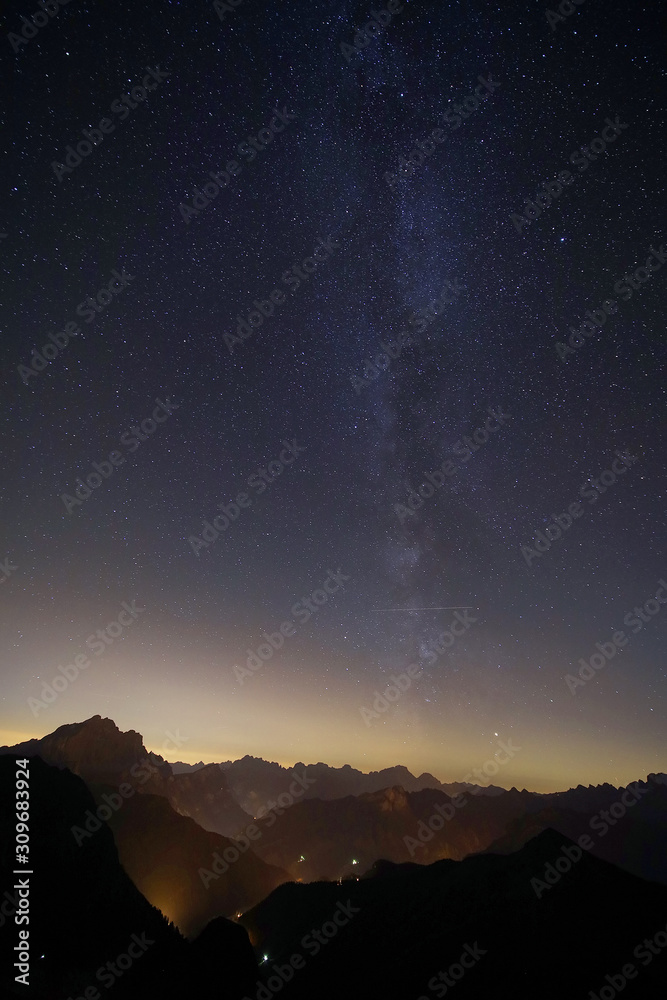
[240,829,667,999]
[2,721,667,997]
[0,756,257,999]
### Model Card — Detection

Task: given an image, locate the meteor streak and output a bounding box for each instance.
[371,606,476,612]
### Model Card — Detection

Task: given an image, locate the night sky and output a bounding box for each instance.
[1,0,665,792]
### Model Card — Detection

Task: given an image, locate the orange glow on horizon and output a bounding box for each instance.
[0,728,41,748]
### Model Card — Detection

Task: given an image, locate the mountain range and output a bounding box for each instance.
[1,716,666,997]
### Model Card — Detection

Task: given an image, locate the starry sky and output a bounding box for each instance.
[1,0,665,793]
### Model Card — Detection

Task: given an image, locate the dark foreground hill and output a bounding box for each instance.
[240,828,667,1000]
[0,755,257,999]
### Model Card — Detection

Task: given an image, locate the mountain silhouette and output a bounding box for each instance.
[483,773,667,886]
[1,719,289,938]
[0,755,258,999]
[3,718,667,998]
[239,827,667,999]
[248,784,533,880]
[217,754,505,811]
[0,715,253,836]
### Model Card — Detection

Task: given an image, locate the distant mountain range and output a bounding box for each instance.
[174,754,507,806]
[250,783,535,880]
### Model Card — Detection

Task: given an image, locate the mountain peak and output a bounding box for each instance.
[0,714,147,781]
